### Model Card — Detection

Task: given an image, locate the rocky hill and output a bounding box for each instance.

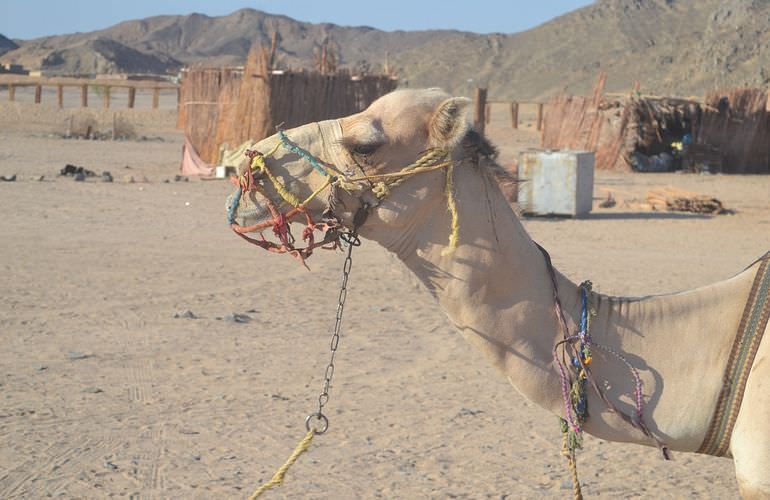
[1,0,768,99]
[39,38,181,75]
[0,34,18,57]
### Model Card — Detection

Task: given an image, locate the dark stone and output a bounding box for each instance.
[67,351,92,361]
[224,313,251,323]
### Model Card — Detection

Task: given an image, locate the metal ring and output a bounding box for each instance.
[305,413,329,435]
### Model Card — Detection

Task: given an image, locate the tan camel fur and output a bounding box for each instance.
[229,89,770,498]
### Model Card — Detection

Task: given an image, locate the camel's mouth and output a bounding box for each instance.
[224,119,359,266]
[225,162,342,267]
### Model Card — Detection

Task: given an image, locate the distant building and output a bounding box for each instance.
[0,63,28,75]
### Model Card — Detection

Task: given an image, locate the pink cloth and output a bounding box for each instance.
[180,137,214,176]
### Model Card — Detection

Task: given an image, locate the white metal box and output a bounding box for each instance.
[517,150,594,216]
[215,166,237,179]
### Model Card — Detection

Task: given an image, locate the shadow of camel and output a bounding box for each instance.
[524,212,714,221]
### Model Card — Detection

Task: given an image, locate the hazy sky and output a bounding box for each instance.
[0,0,593,40]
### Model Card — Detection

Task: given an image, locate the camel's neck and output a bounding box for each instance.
[360,159,757,451]
[364,161,581,415]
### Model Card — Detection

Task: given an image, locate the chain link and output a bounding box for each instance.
[306,230,360,435]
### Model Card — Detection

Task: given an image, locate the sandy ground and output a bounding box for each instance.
[1,106,769,499]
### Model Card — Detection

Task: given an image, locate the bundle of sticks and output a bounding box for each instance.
[597,186,729,214]
[646,187,727,214]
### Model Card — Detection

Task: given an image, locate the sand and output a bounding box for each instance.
[1,106,768,499]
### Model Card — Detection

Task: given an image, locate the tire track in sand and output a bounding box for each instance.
[125,359,158,403]
[0,434,120,498]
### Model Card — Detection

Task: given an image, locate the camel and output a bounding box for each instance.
[227,88,770,498]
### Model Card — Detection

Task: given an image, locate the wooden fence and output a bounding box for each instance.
[0,75,179,109]
[473,87,545,133]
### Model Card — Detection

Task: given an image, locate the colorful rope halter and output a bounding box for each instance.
[536,243,670,500]
[227,127,459,267]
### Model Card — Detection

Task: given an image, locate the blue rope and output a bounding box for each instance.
[227,188,242,225]
[278,130,332,178]
[579,286,588,336]
[564,282,593,453]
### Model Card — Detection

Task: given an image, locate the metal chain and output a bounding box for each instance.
[305,230,361,435]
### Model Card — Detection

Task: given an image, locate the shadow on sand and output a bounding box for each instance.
[524,212,713,221]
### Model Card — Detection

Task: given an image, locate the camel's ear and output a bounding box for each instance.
[429,97,472,149]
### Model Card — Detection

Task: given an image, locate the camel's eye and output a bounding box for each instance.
[349,143,379,157]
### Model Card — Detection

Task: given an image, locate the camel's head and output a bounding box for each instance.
[227,88,489,253]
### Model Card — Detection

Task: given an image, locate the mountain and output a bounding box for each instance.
[40,38,181,75]
[0,34,18,57]
[1,1,768,99]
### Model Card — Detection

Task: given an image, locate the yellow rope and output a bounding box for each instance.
[262,141,283,160]
[372,181,390,199]
[569,456,583,500]
[441,162,459,256]
[345,161,451,183]
[301,175,333,206]
[251,155,301,208]
[561,428,583,500]
[248,429,315,499]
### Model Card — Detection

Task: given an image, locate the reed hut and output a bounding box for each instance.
[542,76,770,174]
[700,88,770,174]
[179,48,398,164]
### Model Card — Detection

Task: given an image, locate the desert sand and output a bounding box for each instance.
[1,103,768,499]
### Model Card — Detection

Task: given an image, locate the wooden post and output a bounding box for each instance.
[510,101,519,129]
[269,31,278,69]
[103,86,110,109]
[473,87,487,134]
[485,103,491,125]
[321,45,327,74]
[536,102,544,131]
[81,84,88,107]
[8,84,14,102]
[127,87,136,109]
[34,84,42,104]
[152,88,160,109]
[56,84,64,109]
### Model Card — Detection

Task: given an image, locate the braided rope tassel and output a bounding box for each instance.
[441,161,459,256]
[249,429,315,499]
[560,421,584,500]
[412,148,444,168]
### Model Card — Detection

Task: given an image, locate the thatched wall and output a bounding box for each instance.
[177,67,241,166]
[179,49,398,164]
[700,88,769,174]
[540,74,632,171]
[542,77,770,174]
